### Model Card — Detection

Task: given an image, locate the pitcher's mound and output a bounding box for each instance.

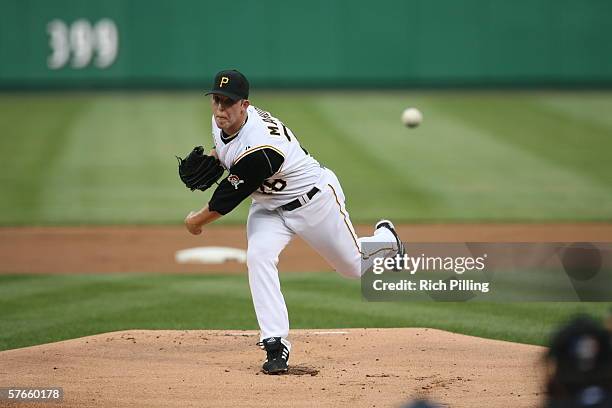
[0,328,545,407]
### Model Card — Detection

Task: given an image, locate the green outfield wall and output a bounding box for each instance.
[1,0,611,88]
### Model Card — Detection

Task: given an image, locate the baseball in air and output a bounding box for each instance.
[401,107,423,128]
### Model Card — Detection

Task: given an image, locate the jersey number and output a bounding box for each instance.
[259,179,287,194]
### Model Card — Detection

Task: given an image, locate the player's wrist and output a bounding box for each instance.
[186,206,221,227]
[184,211,203,235]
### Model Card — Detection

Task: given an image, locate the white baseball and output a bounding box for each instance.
[401,108,423,128]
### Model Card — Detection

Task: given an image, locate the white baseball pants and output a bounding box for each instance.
[246,168,398,341]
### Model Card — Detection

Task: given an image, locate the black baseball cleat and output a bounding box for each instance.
[375,219,406,259]
[259,337,290,375]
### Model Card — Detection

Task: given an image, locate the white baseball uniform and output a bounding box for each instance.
[209,104,399,341]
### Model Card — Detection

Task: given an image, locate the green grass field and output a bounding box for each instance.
[1,91,611,352]
[1,91,612,225]
[1,273,610,351]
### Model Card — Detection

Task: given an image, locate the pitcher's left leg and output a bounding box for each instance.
[246,202,294,341]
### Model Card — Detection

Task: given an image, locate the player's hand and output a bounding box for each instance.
[184,211,203,235]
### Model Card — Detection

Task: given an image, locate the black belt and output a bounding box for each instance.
[281,187,320,211]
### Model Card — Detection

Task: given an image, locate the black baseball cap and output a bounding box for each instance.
[205,69,249,101]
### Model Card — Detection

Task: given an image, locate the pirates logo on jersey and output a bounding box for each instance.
[227,174,244,190]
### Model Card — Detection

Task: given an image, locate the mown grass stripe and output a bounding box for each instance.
[1,273,609,351]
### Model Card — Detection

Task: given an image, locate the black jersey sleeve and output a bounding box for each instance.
[208,148,284,215]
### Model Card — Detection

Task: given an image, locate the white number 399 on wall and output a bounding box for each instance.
[47,19,119,70]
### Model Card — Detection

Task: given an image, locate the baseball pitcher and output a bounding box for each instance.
[178,69,404,374]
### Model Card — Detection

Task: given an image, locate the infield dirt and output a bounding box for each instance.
[2,223,608,407]
[0,328,545,408]
[1,223,611,274]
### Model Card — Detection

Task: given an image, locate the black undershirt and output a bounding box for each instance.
[208,148,284,215]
